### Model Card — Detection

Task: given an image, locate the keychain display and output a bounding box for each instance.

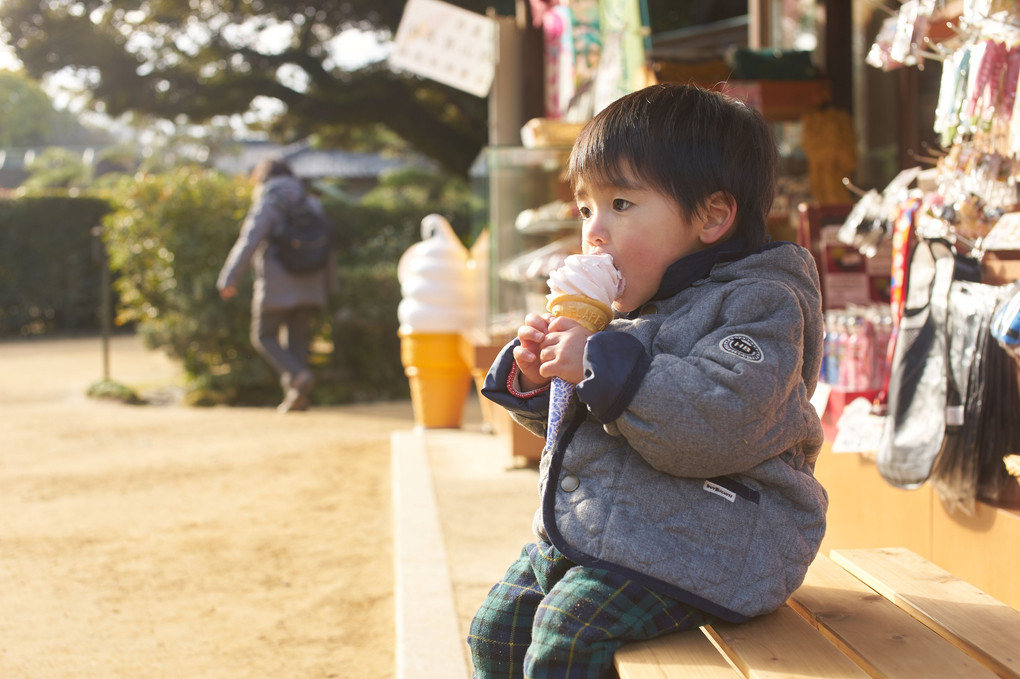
[814,0,1020,510]
[838,167,921,257]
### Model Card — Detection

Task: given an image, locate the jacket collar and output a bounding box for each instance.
[623,238,751,319]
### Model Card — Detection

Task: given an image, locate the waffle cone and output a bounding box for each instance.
[547,294,613,332]
[397,332,471,428]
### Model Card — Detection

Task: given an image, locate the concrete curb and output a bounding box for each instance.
[392,429,471,679]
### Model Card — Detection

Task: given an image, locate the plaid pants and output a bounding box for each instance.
[468,540,716,679]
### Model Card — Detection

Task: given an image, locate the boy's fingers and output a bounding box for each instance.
[524,313,551,332]
[519,326,543,343]
[547,315,588,333]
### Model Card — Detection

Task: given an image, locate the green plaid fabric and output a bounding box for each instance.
[468,540,716,678]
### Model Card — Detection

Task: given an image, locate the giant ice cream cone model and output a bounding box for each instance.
[543,254,624,453]
[397,214,473,428]
[398,331,470,428]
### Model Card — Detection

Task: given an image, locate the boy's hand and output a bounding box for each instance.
[538,315,591,385]
[513,313,552,391]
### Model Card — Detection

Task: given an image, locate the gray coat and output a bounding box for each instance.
[484,241,827,622]
[217,175,333,312]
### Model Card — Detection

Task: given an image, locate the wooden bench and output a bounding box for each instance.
[615,547,1020,679]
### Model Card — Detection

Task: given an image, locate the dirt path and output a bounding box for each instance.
[0,335,415,678]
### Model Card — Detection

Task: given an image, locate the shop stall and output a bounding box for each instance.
[461,0,844,459]
[799,0,1020,611]
[397,0,1020,609]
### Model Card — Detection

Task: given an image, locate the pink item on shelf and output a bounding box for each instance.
[528,0,556,28]
[999,44,1020,123]
[543,5,574,119]
[965,39,1006,123]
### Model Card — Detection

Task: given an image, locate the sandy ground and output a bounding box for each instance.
[0,334,418,679]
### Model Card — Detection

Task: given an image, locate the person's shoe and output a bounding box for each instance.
[277,369,315,413]
[277,391,309,413]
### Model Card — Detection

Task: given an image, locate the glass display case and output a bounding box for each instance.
[472,145,581,342]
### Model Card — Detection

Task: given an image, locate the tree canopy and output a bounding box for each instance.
[0,69,54,147]
[0,0,514,176]
[0,68,115,148]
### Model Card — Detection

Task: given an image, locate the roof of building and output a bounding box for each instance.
[0,139,437,189]
[215,139,437,179]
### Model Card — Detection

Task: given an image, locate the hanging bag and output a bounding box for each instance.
[929,279,999,513]
[876,238,957,488]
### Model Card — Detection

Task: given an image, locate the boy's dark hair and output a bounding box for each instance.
[568,83,777,252]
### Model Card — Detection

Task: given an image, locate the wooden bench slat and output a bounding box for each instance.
[706,605,871,678]
[789,554,999,678]
[831,547,1020,679]
[615,628,741,679]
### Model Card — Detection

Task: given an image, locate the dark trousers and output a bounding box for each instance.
[251,305,315,382]
[468,540,716,678]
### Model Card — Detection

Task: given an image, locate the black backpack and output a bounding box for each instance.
[271,191,333,273]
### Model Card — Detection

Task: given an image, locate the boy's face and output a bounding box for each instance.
[575,169,707,313]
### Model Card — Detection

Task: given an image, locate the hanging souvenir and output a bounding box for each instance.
[543,4,575,119]
[934,47,970,146]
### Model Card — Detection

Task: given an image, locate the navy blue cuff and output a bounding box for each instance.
[576,332,651,423]
[481,339,550,415]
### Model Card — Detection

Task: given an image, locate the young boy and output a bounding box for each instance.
[472,83,828,677]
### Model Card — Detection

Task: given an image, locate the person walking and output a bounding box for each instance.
[217,158,334,413]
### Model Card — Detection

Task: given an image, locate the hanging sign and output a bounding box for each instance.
[389,0,496,98]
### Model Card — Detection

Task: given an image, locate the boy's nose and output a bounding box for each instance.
[583,220,607,248]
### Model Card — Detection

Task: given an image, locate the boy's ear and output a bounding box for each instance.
[700,192,737,245]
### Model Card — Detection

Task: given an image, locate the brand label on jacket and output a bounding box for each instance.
[703,480,736,502]
[719,334,763,363]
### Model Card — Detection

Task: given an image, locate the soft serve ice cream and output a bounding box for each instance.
[545,253,624,332]
[397,214,473,335]
[541,253,624,455]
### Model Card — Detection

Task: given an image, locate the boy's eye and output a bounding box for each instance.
[613,198,632,211]
[578,206,592,219]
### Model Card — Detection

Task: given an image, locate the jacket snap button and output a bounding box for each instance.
[560,474,580,492]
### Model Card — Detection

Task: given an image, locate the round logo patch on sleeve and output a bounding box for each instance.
[719,334,764,363]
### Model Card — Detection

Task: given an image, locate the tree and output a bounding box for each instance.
[0,69,56,147]
[1,68,118,150]
[0,1,514,176]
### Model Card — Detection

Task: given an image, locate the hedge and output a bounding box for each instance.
[0,195,112,336]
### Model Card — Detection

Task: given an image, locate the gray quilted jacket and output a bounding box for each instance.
[217,175,333,312]
[483,240,827,622]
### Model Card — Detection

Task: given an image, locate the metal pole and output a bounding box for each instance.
[92,225,110,381]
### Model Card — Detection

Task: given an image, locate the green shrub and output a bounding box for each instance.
[99,164,479,406]
[86,379,143,404]
[100,167,276,403]
[319,263,409,403]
